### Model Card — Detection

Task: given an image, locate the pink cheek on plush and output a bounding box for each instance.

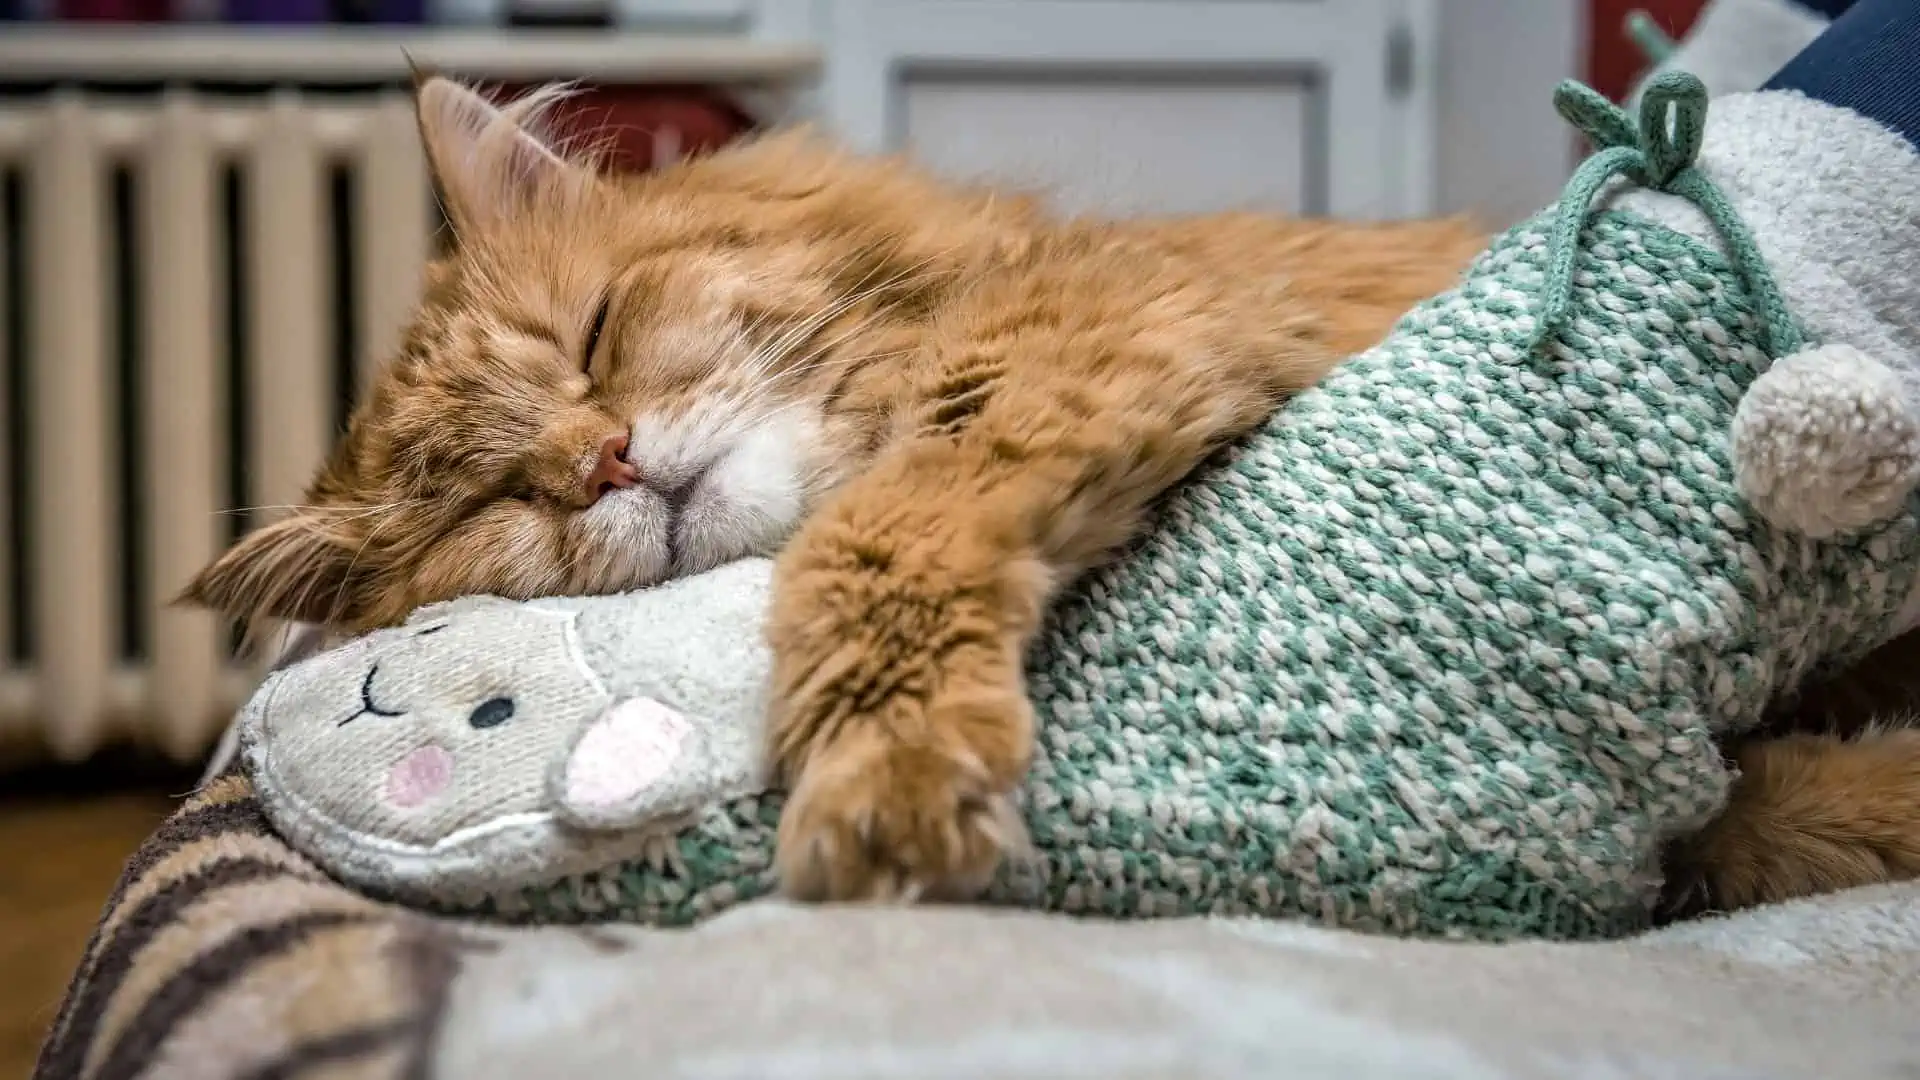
[387,745,454,808]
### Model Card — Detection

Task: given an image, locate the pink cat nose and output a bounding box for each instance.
[584,433,640,505]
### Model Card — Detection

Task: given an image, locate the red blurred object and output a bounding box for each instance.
[1587,0,1711,101]
[497,82,757,174]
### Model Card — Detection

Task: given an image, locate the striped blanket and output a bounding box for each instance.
[33,767,1920,1080]
[33,772,465,1080]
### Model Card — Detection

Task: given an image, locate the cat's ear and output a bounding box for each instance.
[414,75,582,238]
[178,515,366,638]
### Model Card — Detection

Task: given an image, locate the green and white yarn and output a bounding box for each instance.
[475,77,1920,940]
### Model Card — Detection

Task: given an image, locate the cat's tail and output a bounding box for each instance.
[1662,722,1920,916]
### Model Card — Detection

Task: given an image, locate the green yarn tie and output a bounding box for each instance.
[1528,73,1803,359]
[1625,10,1679,65]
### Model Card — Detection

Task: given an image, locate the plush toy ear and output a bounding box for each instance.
[552,697,696,830]
[550,695,768,832]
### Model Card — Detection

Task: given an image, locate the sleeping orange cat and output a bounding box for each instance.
[186,76,1918,914]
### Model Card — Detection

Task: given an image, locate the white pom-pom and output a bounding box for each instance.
[1730,344,1920,538]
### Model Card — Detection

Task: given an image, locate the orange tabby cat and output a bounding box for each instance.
[186,77,1918,912]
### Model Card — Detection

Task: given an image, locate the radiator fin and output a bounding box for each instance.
[0,89,437,763]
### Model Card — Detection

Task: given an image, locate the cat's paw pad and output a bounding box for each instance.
[775,729,1028,903]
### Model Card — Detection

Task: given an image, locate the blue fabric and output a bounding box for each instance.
[1766,0,1920,150]
[1792,0,1856,20]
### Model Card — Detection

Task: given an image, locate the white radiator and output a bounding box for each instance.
[0,90,436,764]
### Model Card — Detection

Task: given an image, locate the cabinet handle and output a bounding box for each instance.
[1387,20,1415,100]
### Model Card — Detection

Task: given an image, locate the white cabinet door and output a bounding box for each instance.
[817,0,1436,219]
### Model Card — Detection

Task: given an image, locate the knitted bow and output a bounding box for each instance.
[1528,73,1802,359]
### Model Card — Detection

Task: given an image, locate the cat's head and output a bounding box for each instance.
[185,76,981,638]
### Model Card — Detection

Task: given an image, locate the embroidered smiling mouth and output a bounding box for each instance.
[339,663,405,726]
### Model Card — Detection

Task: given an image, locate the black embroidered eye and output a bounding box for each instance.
[468,697,515,729]
[583,295,610,370]
[415,624,447,637]
[340,663,405,726]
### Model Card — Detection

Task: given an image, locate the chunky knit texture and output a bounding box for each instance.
[452,205,1920,940]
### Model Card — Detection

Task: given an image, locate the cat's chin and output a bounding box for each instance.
[578,487,675,593]
[577,483,794,594]
[669,487,793,579]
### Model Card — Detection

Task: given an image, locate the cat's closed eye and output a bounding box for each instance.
[582,294,610,373]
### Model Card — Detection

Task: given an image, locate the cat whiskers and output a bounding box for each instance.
[739,254,959,385]
[321,505,427,630]
[731,237,898,348]
[724,348,910,448]
[783,345,914,384]
[728,253,890,380]
[219,500,428,523]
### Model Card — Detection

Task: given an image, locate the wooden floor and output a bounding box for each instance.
[1,758,189,1079]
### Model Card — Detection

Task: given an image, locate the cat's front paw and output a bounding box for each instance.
[764,528,1043,902]
[776,722,1029,902]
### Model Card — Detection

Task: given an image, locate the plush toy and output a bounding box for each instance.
[241,76,1920,940]
[243,558,777,909]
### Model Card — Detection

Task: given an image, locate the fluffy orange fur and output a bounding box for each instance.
[1665,728,1920,915]
[1664,632,1920,917]
[184,77,1920,911]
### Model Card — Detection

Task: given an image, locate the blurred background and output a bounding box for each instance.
[0,0,1700,1071]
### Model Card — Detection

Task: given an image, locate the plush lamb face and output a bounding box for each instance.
[273,601,603,843]
[241,559,777,905]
